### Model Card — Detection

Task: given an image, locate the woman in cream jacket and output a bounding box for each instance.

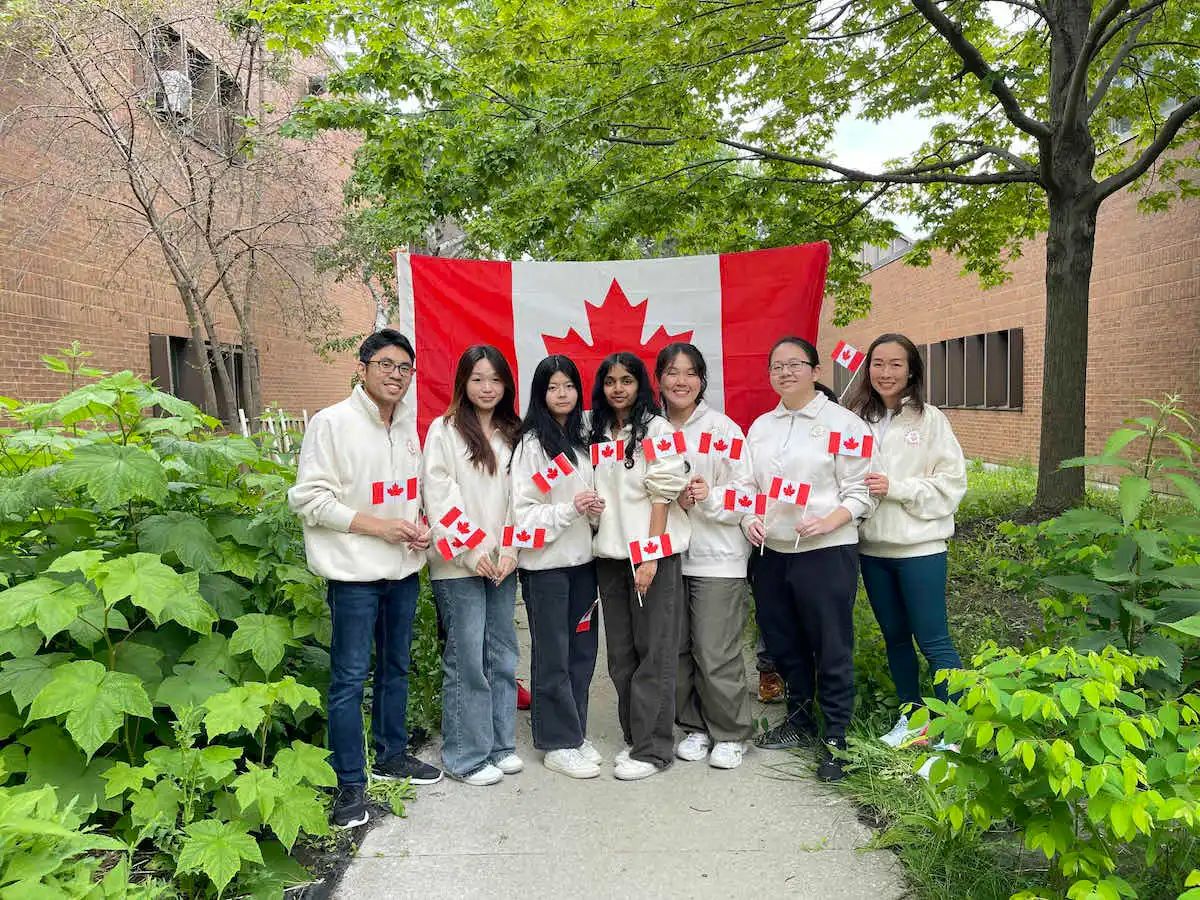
[423,345,522,786]
[847,333,967,749]
[655,343,755,771]
[588,352,689,781]
[509,356,605,780]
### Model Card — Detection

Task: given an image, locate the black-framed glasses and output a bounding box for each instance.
[367,360,414,376]
[768,360,813,375]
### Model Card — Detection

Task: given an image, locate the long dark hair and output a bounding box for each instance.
[444,344,521,474]
[513,355,588,468]
[770,336,837,404]
[846,333,926,423]
[589,352,660,469]
[654,342,708,410]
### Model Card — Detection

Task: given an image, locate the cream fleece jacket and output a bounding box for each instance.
[744,394,875,554]
[859,402,967,558]
[288,385,425,582]
[591,414,691,560]
[422,416,519,580]
[508,432,595,571]
[672,401,753,578]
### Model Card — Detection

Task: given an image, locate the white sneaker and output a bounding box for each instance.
[544,748,600,779]
[614,745,632,766]
[453,763,503,786]
[675,732,712,762]
[614,756,659,781]
[577,739,603,765]
[917,744,959,781]
[879,714,915,748]
[708,741,744,770]
[494,753,524,774]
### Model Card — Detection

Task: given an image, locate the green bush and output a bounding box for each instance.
[0,357,336,895]
[916,644,1200,900]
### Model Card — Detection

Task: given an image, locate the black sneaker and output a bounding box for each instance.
[372,753,444,785]
[754,719,818,750]
[817,738,848,782]
[331,784,368,828]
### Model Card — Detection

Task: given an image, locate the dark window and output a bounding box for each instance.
[149,334,251,421]
[945,338,965,407]
[924,328,1024,411]
[964,333,985,407]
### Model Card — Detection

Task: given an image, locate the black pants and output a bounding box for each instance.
[520,564,600,751]
[753,545,859,739]
[596,554,684,768]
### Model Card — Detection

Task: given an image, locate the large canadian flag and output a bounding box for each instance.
[397,244,830,435]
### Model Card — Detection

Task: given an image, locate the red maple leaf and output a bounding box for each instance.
[844,437,859,450]
[643,541,658,554]
[542,279,693,402]
[451,538,464,548]
[387,482,402,496]
[516,530,531,542]
[713,439,728,452]
[841,348,853,361]
[737,495,752,507]
[656,438,672,452]
[601,445,614,457]
[782,484,796,496]
[545,467,558,479]
[457,521,471,534]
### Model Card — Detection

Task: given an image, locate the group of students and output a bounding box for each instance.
[289,327,969,828]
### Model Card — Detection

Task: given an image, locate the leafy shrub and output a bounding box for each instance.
[915,644,1200,900]
[0,359,337,895]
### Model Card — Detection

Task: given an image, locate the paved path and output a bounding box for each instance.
[337,604,907,899]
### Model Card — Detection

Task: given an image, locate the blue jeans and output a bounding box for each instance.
[326,577,419,787]
[432,574,519,776]
[860,553,963,706]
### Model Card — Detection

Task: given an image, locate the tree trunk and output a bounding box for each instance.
[181,290,220,416]
[1035,192,1098,513]
[194,294,239,427]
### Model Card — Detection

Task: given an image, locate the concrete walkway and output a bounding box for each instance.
[337,604,907,899]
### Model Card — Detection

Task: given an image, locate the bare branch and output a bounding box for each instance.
[1087,10,1155,114]
[1094,96,1200,200]
[909,0,1051,141]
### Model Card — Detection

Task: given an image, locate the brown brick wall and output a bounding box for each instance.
[820,181,1200,467]
[0,13,374,416]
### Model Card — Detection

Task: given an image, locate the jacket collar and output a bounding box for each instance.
[678,399,710,430]
[770,392,827,420]
[351,383,410,429]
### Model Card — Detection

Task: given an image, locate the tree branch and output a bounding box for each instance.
[909,0,1051,141]
[1086,9,1155,114]
[714,138,1040,185]
[1094,96,1200,200]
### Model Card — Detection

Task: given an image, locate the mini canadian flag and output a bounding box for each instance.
[723,488,768,516]
[436,506,487,561]
[371,477,418,505]
[827,431,875,458]
[502,526,547,549]
[628,533,675,564]
[768,477,812,506]
[832,340,866,373]
[697,432,744,460]
[576,600,598,634]
[531,452,576,493]
[641,432,687,462]
[590,439,625,466]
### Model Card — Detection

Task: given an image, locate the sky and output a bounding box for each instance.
[829,107,932,238]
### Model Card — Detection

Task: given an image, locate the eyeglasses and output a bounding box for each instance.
[367,360,414,376]
[768,360,813,375]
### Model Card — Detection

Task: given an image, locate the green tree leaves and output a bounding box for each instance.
[27,661,153,758]
[136,512,224,572]
[229,614,296,674]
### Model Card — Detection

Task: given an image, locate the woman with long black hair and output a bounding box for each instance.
[509,355,606,779]
[589,352,690,780]
[424,344,522,786]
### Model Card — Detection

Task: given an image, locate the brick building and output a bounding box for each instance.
[0,6,374,418]
[821,179,1200,468]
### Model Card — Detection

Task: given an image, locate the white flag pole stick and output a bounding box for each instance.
[794,497,811,551]
[837,366,862,405]
[630,557,644,607]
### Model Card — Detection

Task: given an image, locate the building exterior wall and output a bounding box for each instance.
[820,179,1200,467]
[0,8,374,416]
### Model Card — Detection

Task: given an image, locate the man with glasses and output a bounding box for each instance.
[289,329,443,828]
